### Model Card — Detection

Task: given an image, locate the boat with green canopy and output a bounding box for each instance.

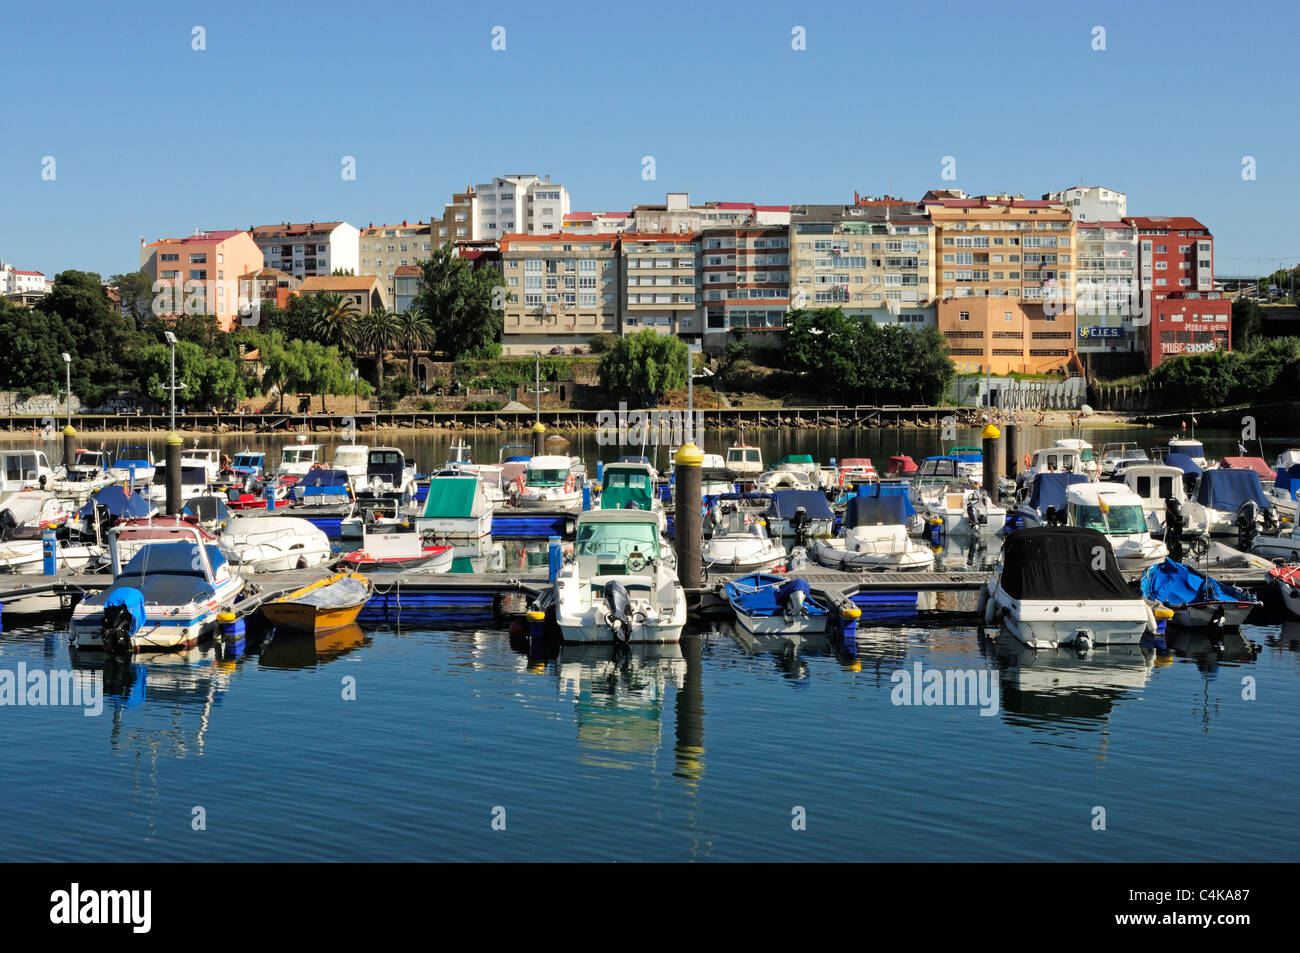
[414,473,492,540]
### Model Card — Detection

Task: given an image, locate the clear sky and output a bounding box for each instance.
[2,0,1295,279]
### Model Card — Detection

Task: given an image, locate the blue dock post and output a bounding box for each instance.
[582,484,591,511]
[42,524,58,575]
[548,535,562,583]
[595,460,603,484]
[928,518,943,546]
[526,609,547,656]
[265,483,276,510]
[839,604,861,657]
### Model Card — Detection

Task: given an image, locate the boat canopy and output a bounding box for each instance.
[724,574,829,618]
[289,575,370,610]
[843,495,907,529]
[184,495,231,524]
[601,464,654,511]
[1274,464,1300,499]
[300,468,352,489]
[766,490,834,520]
[998,526,1135,602]
[422,475,482,518]
[867,482,917,518]
[1195,469,1269,511]
[1140,560,1257,609]
[1164,453,1202,475]
[776,454,816,466]
[1027,473,1090,514]
[1218,456,1275,480]
[79,486,154,519]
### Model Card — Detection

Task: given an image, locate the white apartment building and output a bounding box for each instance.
[1044,186,1127,223]
[1074,221,1140,355]
[473,175,571,238]
[1,261,51,298]
[633,192,791,232]
[251,221,361,280]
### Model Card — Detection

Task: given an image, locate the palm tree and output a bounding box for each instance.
[356,305,400,399]
[396,307,433,380]
[312,292,358,355]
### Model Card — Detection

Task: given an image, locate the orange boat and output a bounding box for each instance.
[261,572,373,634]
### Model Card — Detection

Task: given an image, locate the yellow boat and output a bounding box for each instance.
[261,572,373,634]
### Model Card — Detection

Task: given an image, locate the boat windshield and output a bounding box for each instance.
[1071,503,1148,535]
[727,449,760,463]
[233,454,261,468]
[1079,448,1095,462]
[575,521,660,560]
[282,449,315,464]
[527,468,569,487]
[334,450,367,468]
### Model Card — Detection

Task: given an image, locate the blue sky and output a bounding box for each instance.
[2,0,1295,279]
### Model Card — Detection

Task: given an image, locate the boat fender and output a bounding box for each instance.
[982,587,997,627]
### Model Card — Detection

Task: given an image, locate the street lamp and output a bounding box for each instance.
[61,353,71,428]
[163,331,186,431]
[534,350,541,425]
[351,367,359,415]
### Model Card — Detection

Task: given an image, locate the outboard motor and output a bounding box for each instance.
[603,580,633,644]
[791,506,811,549]
[101,604,136,655]
[1262,506,1278,534]
[1165,497,1185,561]
[0,508,17,542]
[775,577,811,622]
[1236,500,1259,553]
[966,493,987,529]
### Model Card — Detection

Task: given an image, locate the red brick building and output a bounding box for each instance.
[1124,216,1230,367]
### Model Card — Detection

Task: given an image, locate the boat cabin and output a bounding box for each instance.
[601,462,657,511]
[725,445,763,475]
[0,450,55,493]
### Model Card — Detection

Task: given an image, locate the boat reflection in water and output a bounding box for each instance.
[719,620,856,682]
[254,623,370,669]
[984,634,1158,728]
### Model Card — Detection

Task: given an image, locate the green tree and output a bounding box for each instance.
[412,242,505,359]
[1232,295,1264,352]
[597,329,688,405]
[396,308,433,378]
[312,292,359,353]
[110,270,154,323]
[355,306,400,397]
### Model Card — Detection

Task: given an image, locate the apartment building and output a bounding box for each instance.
[250,221,360,281]
[474,175,570,238]
[788,203,936,328]
[296,275,384,315]
[499,233,618,353]
[619,233,702,338]
[139,229,263,330]
[1125,216,1228,367]
[700,226,792,345]
[925,192,1077,374]
[431,188,477,245]
[359,221,432,308]
[393,265,420,313]
[1044,186,1127,222]
[1073,221,1141,370]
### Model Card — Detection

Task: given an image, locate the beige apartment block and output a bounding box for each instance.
[500,233,618,352]
[619,233,701,339]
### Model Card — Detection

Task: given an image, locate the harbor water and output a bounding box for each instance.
[1,424,1298,861]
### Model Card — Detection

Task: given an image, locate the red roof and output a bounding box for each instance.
[754,205,790,212]
[13,269,44,276]
[564,212,596,220]
[1123,216,1210,232]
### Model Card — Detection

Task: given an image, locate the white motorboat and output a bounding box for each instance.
[0,489,72,535]
[703,506,785,573]
[358,447,418,499]
[917,485,1005,537]
[1006,472,1090,532]
[0,532,105,583]
[724,442,763,477]
[219,515,333,572]
[1121,464,1188,533]
[763,489,835,540]
[979,526,1162,650]
[1066,482,1168,570]
[757,454,824,492]
[836,457,878,488]
[276,441,323,479]
[181,448,222,483]
[71,523,245,652]
[1020,445,1089,486]
[50,449,117,502]
[331,444,370,490]
[145,464,210,505]
[549,509,686,644]
[414,473,493,540]
[1054,439,1099,480]
[1167,436,1211,470]
[1,449,57,494]
[809,495,934,571]
[1183,468,1273,537]
[514,454,583,512]
[442,440,507,504]
[1252,527,1300,564]
[107,445,155,486]
[1265,462,1300,521]
[1098,443,1150,480]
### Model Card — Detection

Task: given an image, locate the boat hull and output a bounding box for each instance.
[987,589,1152,649]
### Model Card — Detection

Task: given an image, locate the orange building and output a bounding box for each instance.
[140,229,263,330]
[923,192,1077,374]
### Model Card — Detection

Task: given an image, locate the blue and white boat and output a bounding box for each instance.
[724,574,832,636]
[109,445,155,485]
[763,489,835,540]
[1006,472,1090,532]
[1266,463,1300,520]
[809,495,934,571]
[71,523,245,652]
[78,484,158,532]
[1139,559,1261,630]
[1184,468,1272,536]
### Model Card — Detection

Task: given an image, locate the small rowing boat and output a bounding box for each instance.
[262,572,374,634]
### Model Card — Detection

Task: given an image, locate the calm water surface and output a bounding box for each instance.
[1,614,1296,862]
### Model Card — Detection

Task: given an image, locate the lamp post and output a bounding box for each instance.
[61,352,75,469]
[534,350,541,426]
[164,330,178,432]
[61,352,71,428]
[351,367,359,416]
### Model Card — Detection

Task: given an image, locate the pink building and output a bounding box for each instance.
[140,229,264,330]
